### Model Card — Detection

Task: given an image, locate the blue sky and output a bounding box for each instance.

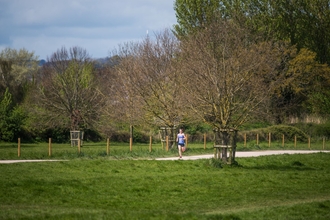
[0,0,177,59]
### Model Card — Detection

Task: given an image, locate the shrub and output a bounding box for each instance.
[238,125,308,142]
[292,121,330,139]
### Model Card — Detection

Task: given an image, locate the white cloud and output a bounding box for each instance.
[0,0,177,59]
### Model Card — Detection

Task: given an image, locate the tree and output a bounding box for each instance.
[0,48,39,104]
[0,89,26,141]
[111,29,184,147]
[28,46,104,132]
[179,20,285,162]
[284,49,330,117]
[234,0,330,65]
[93,57,131,139]
[173,0,222,38]
[173,0,330,123]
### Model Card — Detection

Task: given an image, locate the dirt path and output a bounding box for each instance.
[155,150,330,160]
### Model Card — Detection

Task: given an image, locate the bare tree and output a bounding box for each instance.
[29,46,104,132]
[110,29,184,146]
[179,20,285,162]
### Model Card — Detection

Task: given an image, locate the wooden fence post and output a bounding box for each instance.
[204,133,206,150]
[166,136,169,152]
[107,138,110,155]
[149,136,152,152]
[268,133,271,148]
[78,139,81,154]
[294,135,297,148]
[282,134,285,148]
[18,138,21,157]
[308,137,311,149]
[323,137,325,150]
[256,133,259,145]
[48,138,52,157]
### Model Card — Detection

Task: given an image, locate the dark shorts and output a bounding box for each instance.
[178,143,185,146]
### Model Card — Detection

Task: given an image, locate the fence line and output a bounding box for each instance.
[14,133,328,157]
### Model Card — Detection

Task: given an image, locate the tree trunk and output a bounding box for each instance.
[214,128,238,164]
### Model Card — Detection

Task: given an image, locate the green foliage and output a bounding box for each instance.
[292,121,330,139]
[226,0,330,65]
[36,127,70,143]
[32,46,103,132]
[173,0,222,37]
[0,48,39,104]
[173,0,330,124]
[239,121,272,131]
[306,91,330,116]
[0,89,27,142]
[239,125,308,142]
[263,125,308,142]
[183,122,212,135]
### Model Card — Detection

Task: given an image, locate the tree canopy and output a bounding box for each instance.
[28,46,104,131]
[174,0,330,64]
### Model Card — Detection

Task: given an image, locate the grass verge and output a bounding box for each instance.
[0,153,330,219]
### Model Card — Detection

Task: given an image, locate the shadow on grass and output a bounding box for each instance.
[239,161,317,171]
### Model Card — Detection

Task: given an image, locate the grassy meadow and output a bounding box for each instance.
[0,139,330,219]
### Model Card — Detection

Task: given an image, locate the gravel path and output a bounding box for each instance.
[155,150,330,160]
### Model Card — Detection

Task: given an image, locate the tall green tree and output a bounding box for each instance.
[173,0,222,38]
[241,0,330,64]
[174,0,330,64]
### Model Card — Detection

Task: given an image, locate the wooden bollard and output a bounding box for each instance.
[107,138,110,155]
[308,137,311,149]
[256,133,259,145]
[18,138,21,157]
[268,133,271,148]
[149,136,152,152]
[48,138,52,157]
[166,136,169,152]
[294,136,297,148]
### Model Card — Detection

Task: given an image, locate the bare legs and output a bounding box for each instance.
[178,145,182,158]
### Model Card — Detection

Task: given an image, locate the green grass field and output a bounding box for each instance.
[0,145,330,219]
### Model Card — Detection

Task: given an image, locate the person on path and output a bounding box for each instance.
[176,129,186,159]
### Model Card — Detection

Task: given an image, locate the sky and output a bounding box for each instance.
[0,0,177,60]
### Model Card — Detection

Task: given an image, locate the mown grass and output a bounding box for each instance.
[0,153,330,219]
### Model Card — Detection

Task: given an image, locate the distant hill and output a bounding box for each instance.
[38,57,117,68]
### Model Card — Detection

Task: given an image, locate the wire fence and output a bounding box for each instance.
[9,132,329,159]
